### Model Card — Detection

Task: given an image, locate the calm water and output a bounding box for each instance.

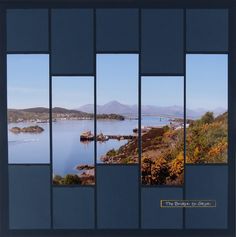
[8,116,170,176]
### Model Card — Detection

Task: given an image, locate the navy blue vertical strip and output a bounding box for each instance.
[94,8,97,229]
[183,8,186,229]
[138,8,142,229]
[0,6,9,234]
[228,6,235,235]
[227,8,230,234]
[48,8,53,229]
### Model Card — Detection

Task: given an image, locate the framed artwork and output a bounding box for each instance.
[0,0,235,237]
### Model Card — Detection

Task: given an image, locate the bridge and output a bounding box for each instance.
[124,114,183,119]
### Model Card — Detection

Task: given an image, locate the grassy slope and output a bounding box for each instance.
[103,112,227,185]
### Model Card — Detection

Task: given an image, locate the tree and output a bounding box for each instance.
[200,112,214,124]
[53,175,63,185]
[63,174,81,185]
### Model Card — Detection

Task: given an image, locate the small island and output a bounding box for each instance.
[10,125,44,134]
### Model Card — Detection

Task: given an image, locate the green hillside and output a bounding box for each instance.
[102,111,227,185]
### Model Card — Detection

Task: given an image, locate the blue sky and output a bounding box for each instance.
[52,76,93,109]
[186,54,228,110]
[142,76,183,106]
[7,55,49,109]
[97,54,138,105]
[7,54,227,111]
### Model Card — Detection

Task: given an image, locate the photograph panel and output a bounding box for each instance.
[7,55,50,164]
[52,77,95,185]
[186,55,228,164]
[96,54,139,164]
[141,77,184,185]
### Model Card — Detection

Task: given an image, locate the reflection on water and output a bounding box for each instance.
[8,117,170,176]
[8,122,50,164]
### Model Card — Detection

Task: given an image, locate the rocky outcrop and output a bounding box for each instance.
[76,164,94,170]
[10,125,44,134]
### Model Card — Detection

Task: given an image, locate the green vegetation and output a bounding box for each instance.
[101,139,138,163]
[53,173,95,185]
[53,174,81,185]
[141,126,184,185]
[103,111,227,185]
[186,111,227,164]
[106,148,118,157]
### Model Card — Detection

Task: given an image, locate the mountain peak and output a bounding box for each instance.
[105,100,123,106]
[77,100,215,118]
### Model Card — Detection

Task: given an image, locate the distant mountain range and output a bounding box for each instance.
[8,101,226,121]
[77,100,226,119]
